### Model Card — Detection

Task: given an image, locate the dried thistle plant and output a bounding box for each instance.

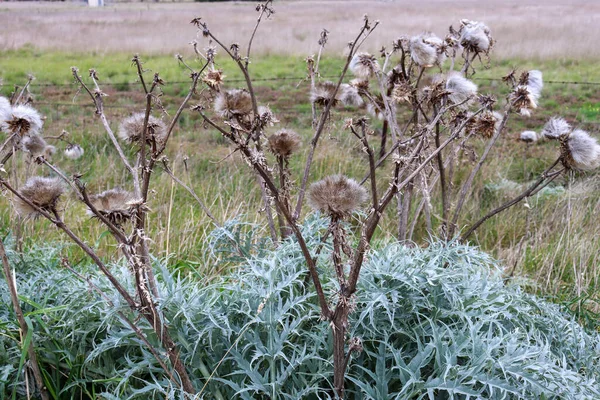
[0,96,11,124]
[214,89,253,119]
[338,84,364,107]
[87,187,138,226]
[21,134,55,160]
[267,129,301,158]
[349,52,380,79]
[561,129,600,170]
[409,32,446,68]
[14,176,65,218]
[310,81,340,107]
[202,69,226,91]
[542,117,571,140]
[519,130,538,143]
[472,111,501,138]
[64,144,85,160]
[1,104,43,136]
[459,19,493,54]
[445,71,477,106]
[118,113,167,146]
[307,175,367,218]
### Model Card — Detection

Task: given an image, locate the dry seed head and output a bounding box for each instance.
[214,89,253,119]
[307,174,368,218]
[519,130,538,143]
[527,70,543,101]
[445,71,478,106]
[473,111,501,138]
[118,113,167,146]
[409,32,445,68]
[22,134,55,160]
[87,187,138,225]
[509,85,538,117]
[349,52,380,79]
[2,104,43,136]
[562,129,600,170]
[257,105,279,127]
[392,81,412,103]
[310,81,339,107]
[350,79,370,92]
[338,84,364,107]
[64,144,85,160]
[542,117,571,140]
[202,69,226,91]
[14,176,65,218]
[459,19,493,53]
[267,129,301,158]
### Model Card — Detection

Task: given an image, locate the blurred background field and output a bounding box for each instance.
[0,1,599,314]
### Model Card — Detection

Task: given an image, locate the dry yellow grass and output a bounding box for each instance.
[1,0,599,59]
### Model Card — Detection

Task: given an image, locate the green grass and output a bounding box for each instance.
[1,48,599,301]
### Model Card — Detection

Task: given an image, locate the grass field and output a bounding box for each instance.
[1,2,599,309]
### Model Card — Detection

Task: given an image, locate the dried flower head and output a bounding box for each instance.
[541,117,571,140]
[519,130,538,143]
[445,71,478,106]
[392,81,413,103]
[202,69,226,91]
[307,174,368,218]
[88,187,138,225]
[350,79,369,92]
[118,113,167,146]
[561,129,600,171]
[64,144,85,160]
[509,85,538,117]
[472,111,501,138]
[21,134,55,159]
[310,81,339,107]
[2,105,43,136]
[459,19,493,53]
[338,84,364,107]
[409,32,446,68]
[349,52,380,79]
[268,129,301,158]
[14,176,65,218]
[214,89,253,119]
[257,105,279,127]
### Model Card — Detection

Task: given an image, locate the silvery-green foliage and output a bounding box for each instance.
[1,222,599,399]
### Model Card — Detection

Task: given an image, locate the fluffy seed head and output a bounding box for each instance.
[541,117,571,140]
[527,70,543,101]
[349,52,380,79]
[459,20,493,53]
[310,81,339,107]
[118,113,167,146]
[64,144,85,160]
[21,134,55,159]
[2,105,43,136]
[561,129,600,170]
[409,32,446,68]
[214,89,253,119]
[268,129,301,158]
[445,71,478,106]
[338,84,364,107]
[307,174,368,218]
[257,105,279,127]
[88,187,138,225]
[519,130,538,143]
[14,176,65,218]
[509,85,538,116]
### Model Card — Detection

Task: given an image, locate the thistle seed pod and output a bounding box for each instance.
[87,187,138,225]
[307,174,368,218]
[214,89,253,119]
[64,144,85,160]
[310,81,339,107]
[349,52,380,79]
[561,129,600,170]
[118,113,167,146]
[445,72,478,106]
[509,85,538,117]
[268,129,301,158]
[392,81,413,104]
[472,111,501,138]
[257,105,279,127]
[202,69,226,91]
[519,130,538,143]
[541,117,571,140]
[409,32,446,68]
[2,104,43,136]
[14,176,65,218]
[338,84,364,107]
[459,20,493,53]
